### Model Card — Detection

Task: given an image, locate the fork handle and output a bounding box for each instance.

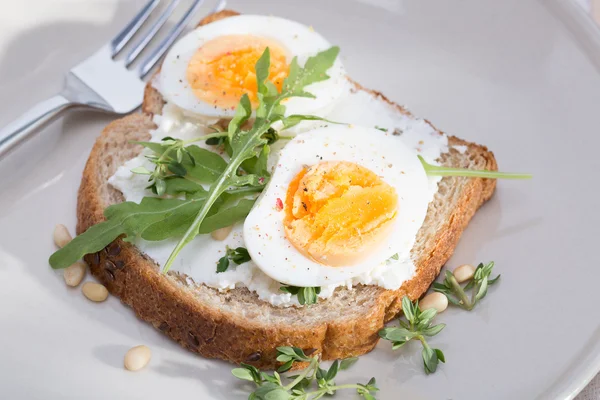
[0,95,73,158]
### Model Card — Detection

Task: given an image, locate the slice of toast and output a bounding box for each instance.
[78,10,497,370]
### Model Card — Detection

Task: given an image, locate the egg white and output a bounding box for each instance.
[243,125,433,287]
[158,15,346,119]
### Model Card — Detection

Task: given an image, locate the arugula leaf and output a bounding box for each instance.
[49,46,341,274]
[183,146,228,181]
[48,191,257,269]
[162,177,200,196]
[418,155,532,180]
[161,46,340,273]
[228,94,252,139]
[199,199,255,234]
[255,47,271,96]
[283,46,340,98]
[49,195,207,269]
[138,191,216,241]
[254,145,270,176]
[240,144,271,177]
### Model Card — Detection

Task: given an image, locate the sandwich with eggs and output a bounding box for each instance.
[50,10,517,370]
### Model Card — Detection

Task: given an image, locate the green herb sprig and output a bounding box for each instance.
[433,261,500,311]
[217,246,251,273]
[162,47,340,273]
[280,285,321,306]
[419,155,532,180]
[379,296,446,374]
[232,347,378,399]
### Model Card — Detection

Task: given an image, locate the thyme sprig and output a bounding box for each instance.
[232,347,378,399]
[433,261,500,310]
[379,296,446,374]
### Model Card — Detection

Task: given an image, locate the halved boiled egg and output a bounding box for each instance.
[243,125,432,287]
[159,15,346,119]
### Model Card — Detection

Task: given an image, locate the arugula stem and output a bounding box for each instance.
[447,273,472,310]
[425,167,532,179]
[163,118,274,274]
[162,160,239,273]
[161,47,339,274]
[283,357,319,391]
[164,86,289,273]
[418,155,532,180]
[225,186,264,196]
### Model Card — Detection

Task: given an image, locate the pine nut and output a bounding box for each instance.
[63,261,86,287]
[211,225,233,241]
[82,282,108,302]
[454,264,476,283]
[53,224,72,248]
[124,345,152,371]
[420,292,448,313]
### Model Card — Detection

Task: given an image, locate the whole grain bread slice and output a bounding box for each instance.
[78,10,497,370]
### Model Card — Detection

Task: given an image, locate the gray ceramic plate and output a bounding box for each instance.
[1,0,599,399]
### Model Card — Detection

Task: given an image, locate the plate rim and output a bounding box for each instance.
[2,0,600,398]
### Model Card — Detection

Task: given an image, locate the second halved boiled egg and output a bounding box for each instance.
[243,125,433,287]
[158,15,346,119]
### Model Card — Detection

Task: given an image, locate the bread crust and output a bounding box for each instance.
[79,10,497,370]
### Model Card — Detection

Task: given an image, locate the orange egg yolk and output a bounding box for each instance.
[283,161,399,267]
[186,35,289,110]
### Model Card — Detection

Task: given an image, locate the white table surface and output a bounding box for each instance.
[1,1,599,399]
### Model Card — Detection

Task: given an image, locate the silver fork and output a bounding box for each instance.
[0,0,226,158]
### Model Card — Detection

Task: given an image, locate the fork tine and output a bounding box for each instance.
[125,0,181,67]
[111,0,161,56]
[138,0,207,77]
[213,0,227,13]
